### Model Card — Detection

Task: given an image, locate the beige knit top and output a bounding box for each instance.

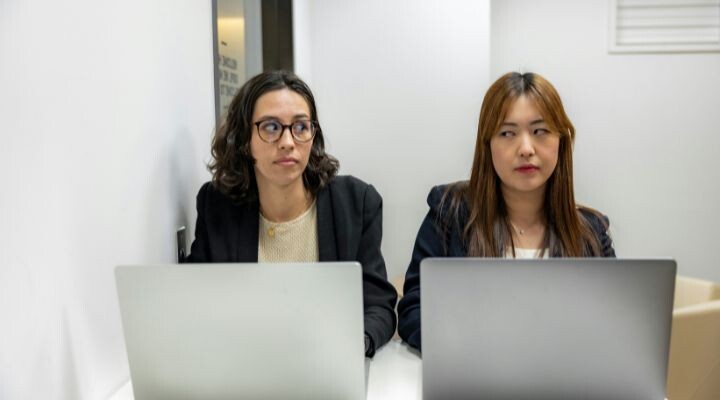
[257,200,319,263]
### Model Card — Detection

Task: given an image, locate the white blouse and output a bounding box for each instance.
[507,247,550,259]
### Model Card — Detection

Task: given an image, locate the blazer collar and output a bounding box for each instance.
[235,200,260,262]
[316,186,338,261]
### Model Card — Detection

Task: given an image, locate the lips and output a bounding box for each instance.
[274,157,299,166]
[515,164,539,173]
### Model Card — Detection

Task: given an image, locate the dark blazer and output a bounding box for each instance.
[186,175,397,356]
[396,184,617,352]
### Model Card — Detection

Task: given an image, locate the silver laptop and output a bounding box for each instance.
[421,258,676,400]
[115,262,366,400]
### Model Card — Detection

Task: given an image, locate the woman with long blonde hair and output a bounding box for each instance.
[397,72,615,351]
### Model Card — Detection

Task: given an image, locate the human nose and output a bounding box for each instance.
[277,126,295,149]
[518,132,535,158]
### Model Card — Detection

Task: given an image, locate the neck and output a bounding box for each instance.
[502,184,545,227]
[257,178,312,223]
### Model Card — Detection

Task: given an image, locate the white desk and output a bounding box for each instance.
[108,339,422,400]
[365,340,422,400]
[108,340,668,400]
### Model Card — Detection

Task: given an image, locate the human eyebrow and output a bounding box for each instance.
[530,119,546,125]
[500,122,518,127]
[256,114,310,123]
[255,115,280,122]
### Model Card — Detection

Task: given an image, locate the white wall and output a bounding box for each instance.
[293,0,491,279]
[491,0,720,281]
[0,1,215,398]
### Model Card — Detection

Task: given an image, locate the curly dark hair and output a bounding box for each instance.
[209,70,339,204]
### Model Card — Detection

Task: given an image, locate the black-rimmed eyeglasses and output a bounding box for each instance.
[253,119,318,143]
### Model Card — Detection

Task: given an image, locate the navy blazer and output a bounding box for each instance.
[186,175,398,356]
[397,184,617,351]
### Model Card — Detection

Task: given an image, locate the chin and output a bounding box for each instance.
[509,181,546,194]
[272,174,304,187]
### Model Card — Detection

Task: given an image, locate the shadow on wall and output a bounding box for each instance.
[143,125,199,263]
[169,128,199,261]
[172,127,194,258]
[57,309,81,400]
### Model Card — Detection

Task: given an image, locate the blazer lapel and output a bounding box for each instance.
[235,200,260,262]
[316,187,338,261]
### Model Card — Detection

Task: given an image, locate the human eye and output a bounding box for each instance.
[498,130,515,137]
[292,120,311,133]
[534,128,550,136]
[259,120,281,133]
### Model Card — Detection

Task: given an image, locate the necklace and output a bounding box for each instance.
[510,221,525,235]
[261,196,315,238]
[259,192,313,236]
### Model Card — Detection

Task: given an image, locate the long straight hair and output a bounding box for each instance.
[444,72,602,257]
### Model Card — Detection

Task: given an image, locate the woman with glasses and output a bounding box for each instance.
[186,70,397,357]
[397,72,616,351]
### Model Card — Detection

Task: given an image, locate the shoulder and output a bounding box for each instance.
[578,206,610,234]
[195,181,253,211]
[197,181,215,196]
[325,175,381,204]
[426,184,450,208]
[196,181,217,204]
[422,181,469,242]
[426,181,468,214]
[327,175,374,192]
[577,206,615,257]
[197,181,227,203]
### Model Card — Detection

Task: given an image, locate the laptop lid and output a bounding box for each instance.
[421,258,676,400]
[115,262,366,400]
